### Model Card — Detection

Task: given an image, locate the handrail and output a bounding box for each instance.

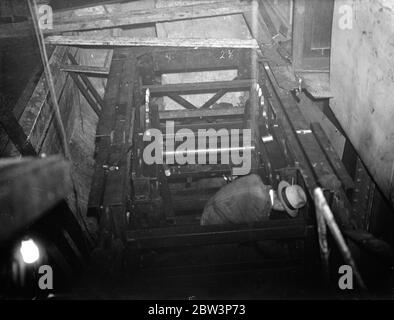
[313,187,367,291]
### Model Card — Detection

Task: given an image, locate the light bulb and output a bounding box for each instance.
[19,239,40,264]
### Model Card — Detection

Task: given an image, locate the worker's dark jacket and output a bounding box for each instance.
[200,174,272,225]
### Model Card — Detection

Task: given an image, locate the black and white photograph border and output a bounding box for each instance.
[0,0,393,303]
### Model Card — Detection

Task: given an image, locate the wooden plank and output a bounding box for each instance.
[0,47,55,156]
[17,46,73,152]
[127,219,307,249]
[0,1,252,39]
[12,46,56,119]
[0,156,71,243]
[159,107,245,120]
[60,64,109,76]
[152,48,252,74]
[0,46,71,156]
[45,36,259,49]
[145,79,253,95]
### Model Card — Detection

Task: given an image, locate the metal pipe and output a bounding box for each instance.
[163,145,255,156]
[315,190,330,285]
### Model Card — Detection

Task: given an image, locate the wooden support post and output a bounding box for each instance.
[249,77,264,173]
[89,53,124,209]
[89,48,137,240]
[150,104,175,218]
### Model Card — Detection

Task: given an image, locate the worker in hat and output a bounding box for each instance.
[200,173,307,225]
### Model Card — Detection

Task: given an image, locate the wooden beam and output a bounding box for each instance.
[68,71,101,117]
[159,107,245,120]
[262,0,291,39]
[311,122,355,191]
[167,94,197,110]
[243,5,272,45]
[258,0,280,39]
[150,104,175,218]
[200,77,238,109]
[145,79,253,95]
[45,36,260,49]
[60,64,109,77]
[1,1,252,39]
[0,106,37,156]
[161,121,244,132]
[151,48,253,74]
[263,64,335,190]
[66,52,105,109]
[127,219,307,249]
[0,47,56,156]
[89,48,136,214]
[166,164,233,180]
[0,156,71,243]
[200,90,228,109]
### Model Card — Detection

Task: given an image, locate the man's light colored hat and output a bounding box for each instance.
[278,181,307,217]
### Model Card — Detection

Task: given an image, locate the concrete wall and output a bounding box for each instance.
[330,0,394,205]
